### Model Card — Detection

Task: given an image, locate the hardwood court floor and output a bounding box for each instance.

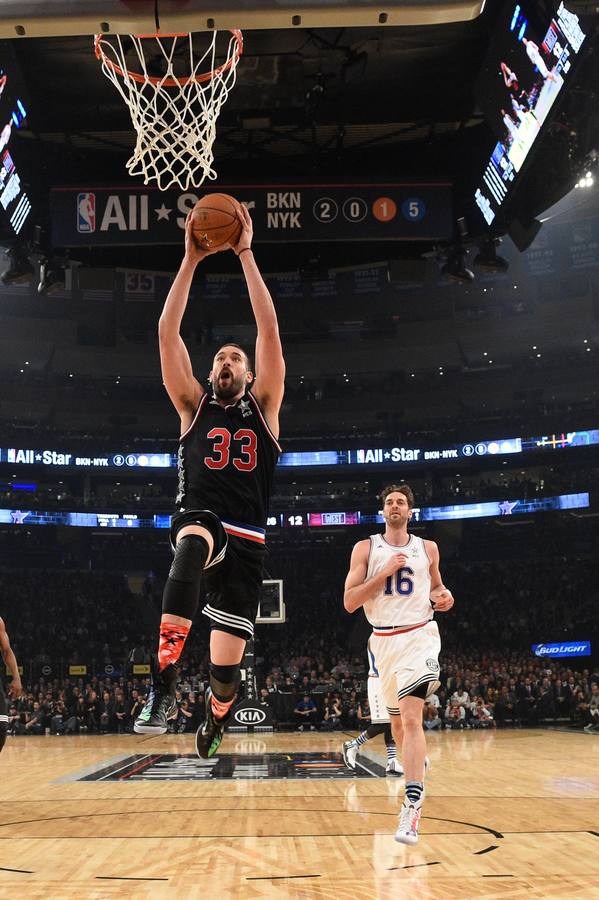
[0,728,598,898]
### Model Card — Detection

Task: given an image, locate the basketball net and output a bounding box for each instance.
[95,30,243,191]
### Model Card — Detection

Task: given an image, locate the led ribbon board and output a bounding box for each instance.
[1,429,598,470]
[1,492,589,529]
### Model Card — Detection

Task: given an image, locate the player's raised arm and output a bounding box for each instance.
[0,616,21,699]
[344,541,408,613]
[158,213,221,424]
[232,204,285,436]
[425,540,454,612]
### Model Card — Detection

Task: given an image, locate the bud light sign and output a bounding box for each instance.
[532,641,591,659]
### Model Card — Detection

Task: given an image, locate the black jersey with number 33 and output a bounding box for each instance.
[175,390,281,528]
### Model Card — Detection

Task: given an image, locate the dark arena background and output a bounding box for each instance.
[0,1,598,896]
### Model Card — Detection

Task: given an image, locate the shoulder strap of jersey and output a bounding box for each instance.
[248,391,282,452]
[366,534,377,575]
[418,534,433,563]
[368,534,376,556]
[180,392,209,441]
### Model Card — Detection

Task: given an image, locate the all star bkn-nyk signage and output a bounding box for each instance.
[50,180,452,247]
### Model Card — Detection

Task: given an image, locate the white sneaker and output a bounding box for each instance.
[342,740,358,770]
[395,800,422,845]
[385,758,404,777]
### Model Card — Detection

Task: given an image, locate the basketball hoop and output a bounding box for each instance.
[94,30,243,191]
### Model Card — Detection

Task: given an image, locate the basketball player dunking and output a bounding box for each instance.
[135,203,285,759]
[343,484,454,844]
[0,616,22,754]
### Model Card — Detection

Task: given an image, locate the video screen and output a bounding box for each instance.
[0,46,32,238]
[474,2,587,226]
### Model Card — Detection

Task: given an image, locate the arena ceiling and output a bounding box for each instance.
[7,3,494,175]
[2,0,598,271]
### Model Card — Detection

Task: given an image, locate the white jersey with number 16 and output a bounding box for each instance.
[362,533,432,629]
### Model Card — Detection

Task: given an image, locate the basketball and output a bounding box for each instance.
[190,193,243,250]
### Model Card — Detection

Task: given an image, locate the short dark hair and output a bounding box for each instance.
[380,483,415,508]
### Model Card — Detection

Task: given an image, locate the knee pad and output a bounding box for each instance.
[209,663,241,701]
[170,509,227,564]
[169,534,210,583]
[162,535,210,619]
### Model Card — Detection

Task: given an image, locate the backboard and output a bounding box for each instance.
[0,0,485,39]
[257,579,285,624]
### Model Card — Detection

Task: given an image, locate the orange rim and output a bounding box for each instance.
[94,29,243,88]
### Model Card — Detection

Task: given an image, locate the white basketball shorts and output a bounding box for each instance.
[369,620,441,716]
[367,675,390,724]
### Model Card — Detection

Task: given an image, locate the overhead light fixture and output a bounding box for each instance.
[574,153,598,190]
[38,257,67,295]
[0,244,33,285]
[473,237,509,273]
[575,173,594,189]
[440,245,474,284]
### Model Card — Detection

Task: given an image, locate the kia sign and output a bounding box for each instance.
[233,707,267,726]
[532,641,591,659]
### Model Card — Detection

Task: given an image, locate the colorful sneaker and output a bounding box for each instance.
[133,664,177,735]
[342,740,358,770]
[385,757,405,777]
[195,688,230,759]
[395,800,422,845]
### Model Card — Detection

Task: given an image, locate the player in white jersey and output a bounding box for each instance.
[522,38,557,82]
[342,637,404,776]
[344,483,454,845]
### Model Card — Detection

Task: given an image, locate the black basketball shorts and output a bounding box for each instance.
[170,509,266,641]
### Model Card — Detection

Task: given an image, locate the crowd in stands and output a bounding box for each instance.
[1,366,597,450]
[5,648,598,737]
[6,676,207,737]
[1,462,596,519]
[1,550,597,737]
[439,558,596,650]
[0,570,144,666]
[269,464,599,511]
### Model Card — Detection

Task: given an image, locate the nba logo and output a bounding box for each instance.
[77,192,96,233]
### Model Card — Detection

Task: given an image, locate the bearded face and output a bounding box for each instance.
[213,367,247,399]
[210,346,251,400]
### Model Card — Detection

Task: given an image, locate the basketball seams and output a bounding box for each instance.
[191,192,242,248]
